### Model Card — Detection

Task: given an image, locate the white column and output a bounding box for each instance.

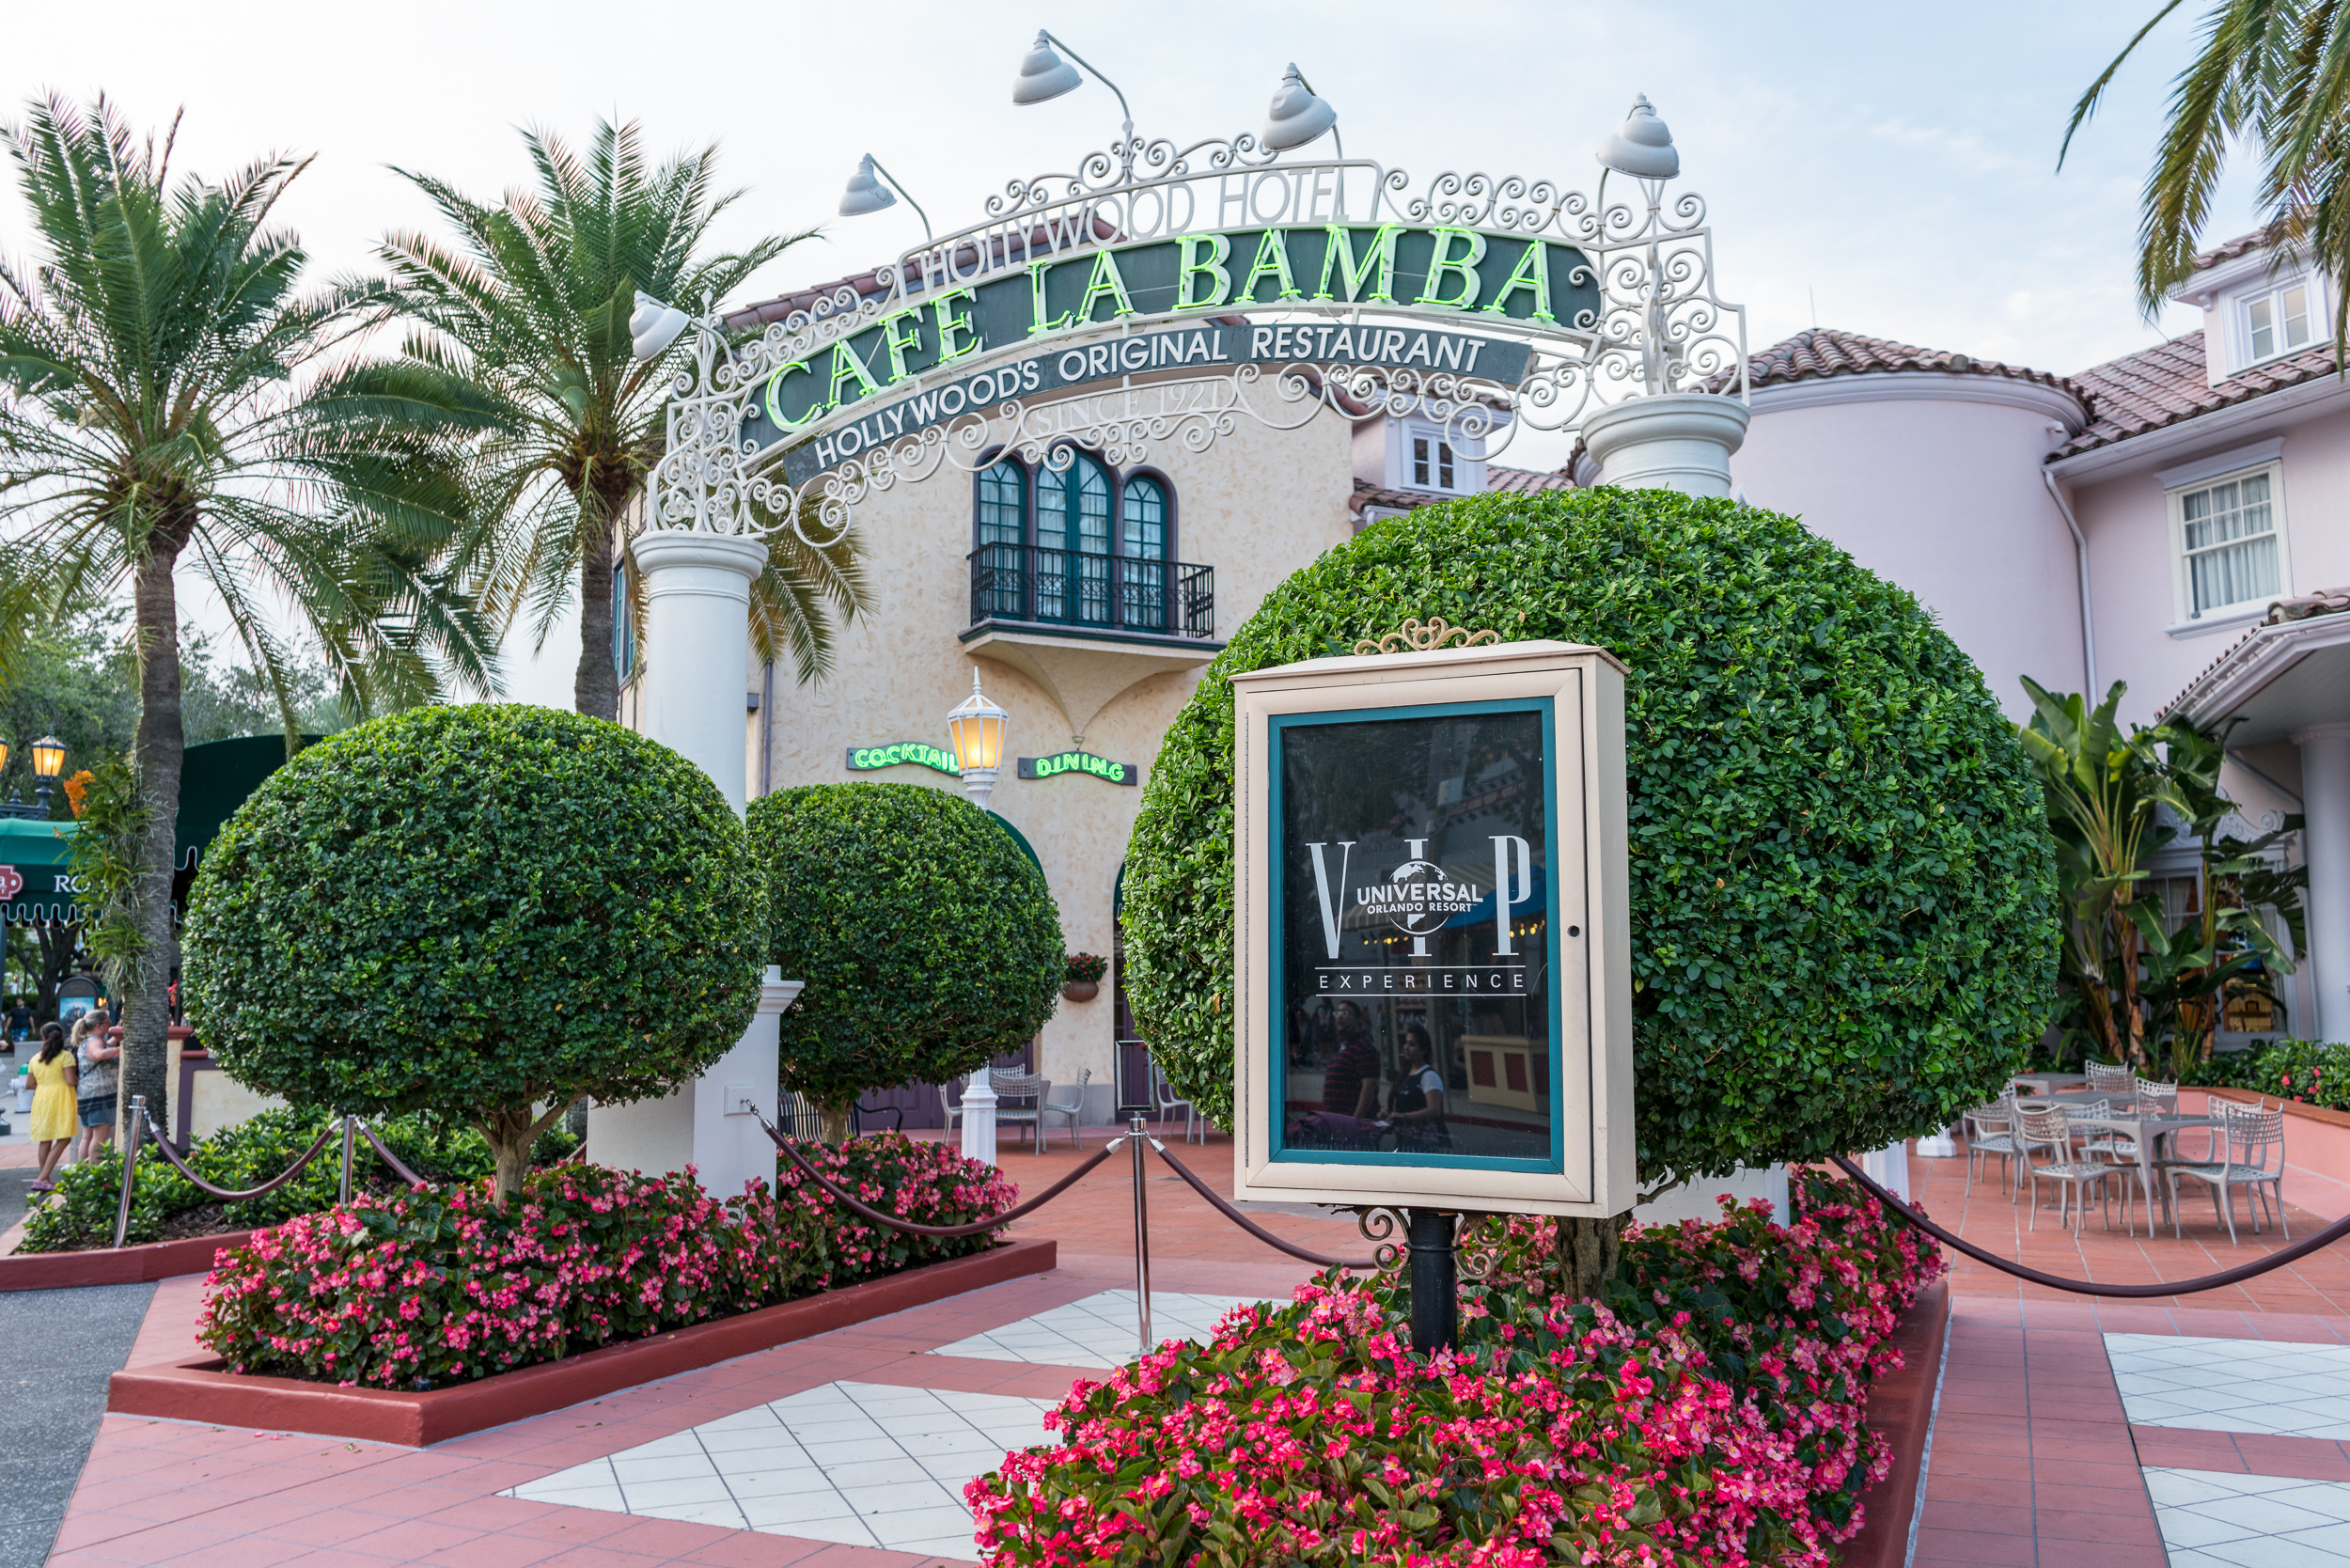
[2296,724,2350,1044]
[959,1073,999,1167]
[1579,393,1752,498]
[590,529,791,1188]
[1859,1141,1914,1203]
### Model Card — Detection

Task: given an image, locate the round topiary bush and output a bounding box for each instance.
[183,705,768,1200]
[1123,488,2059,1187]
[747,782,1062,1127]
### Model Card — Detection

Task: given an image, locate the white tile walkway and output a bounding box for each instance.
[2107,1332,2350,1440]
[2146,1467,2350,1565]
[505,1380,1058,1560]
[927,1289,1254,1369]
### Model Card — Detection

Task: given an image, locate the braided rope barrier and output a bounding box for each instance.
[1830,1153,2350,1297]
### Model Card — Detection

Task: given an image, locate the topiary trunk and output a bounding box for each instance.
[1555,1214,1631,1300]
[817,1103,854,1146]
[479,1102,569,1204]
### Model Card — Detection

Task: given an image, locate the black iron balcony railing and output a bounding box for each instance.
[968,543,1214,639]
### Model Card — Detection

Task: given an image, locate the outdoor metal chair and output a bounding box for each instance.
[1152,1058,1201,1143]
[1040,1069,1090,1151]
[1962,1096,2020,1197]
[990,1069,1049,1153]
[2085,1060,2135,1094]
[2167,1102,2289,1245]
[2017,1103,2115,1233]
[940,1081,964,1138]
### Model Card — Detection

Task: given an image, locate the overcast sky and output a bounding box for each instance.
[0,0,2266,708]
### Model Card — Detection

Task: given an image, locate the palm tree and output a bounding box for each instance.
[0,95,503,1137]
[2066,0,2350,334]
[374,118,862,720]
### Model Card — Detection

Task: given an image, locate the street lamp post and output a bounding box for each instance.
[0,735,67,821]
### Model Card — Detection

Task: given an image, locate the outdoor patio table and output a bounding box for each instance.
[2068,1111,2218,1236]
[2019,1089,2118,1106]
[2010,1072,2089,1094]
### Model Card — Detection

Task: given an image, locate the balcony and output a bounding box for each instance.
[962,543,1224,740]
[966,542,1214,642]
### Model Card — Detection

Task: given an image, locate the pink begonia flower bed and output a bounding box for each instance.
[969,1172,1941,1568]
[196,1131,1016,1389]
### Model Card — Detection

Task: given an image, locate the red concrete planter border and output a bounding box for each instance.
[0,1229,258,1292]
[1839,1278,1951,1568]
[105,1236,1058,1447]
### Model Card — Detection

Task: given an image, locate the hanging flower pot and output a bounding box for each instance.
[1062,952,1106,1003]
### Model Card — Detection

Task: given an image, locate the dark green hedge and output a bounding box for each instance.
[747,782,1062,1109]
[1121,488,2060,1183]
[184,705,767,1119]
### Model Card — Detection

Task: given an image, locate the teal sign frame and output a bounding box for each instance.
[1267,695,1566,1177]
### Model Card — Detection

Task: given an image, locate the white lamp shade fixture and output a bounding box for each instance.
[838,154,898,218]
[1011,30,1084,105]
[947,669,1010,808]
[628,290,690,361]
[1261,64,1337,152]
[1596,93,1680,180]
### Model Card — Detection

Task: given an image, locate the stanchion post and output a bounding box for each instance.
[112,1095,146,1251]
[960,1071,998,1167]
[338,1115,355,1205]
[1405,1209,1459,1356]
[1131,1112,1152,1356]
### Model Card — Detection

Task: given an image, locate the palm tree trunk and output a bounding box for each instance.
[573,510,619,721]
[125,544,187,1147]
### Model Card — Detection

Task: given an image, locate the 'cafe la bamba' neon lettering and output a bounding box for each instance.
[760,223,1588,443]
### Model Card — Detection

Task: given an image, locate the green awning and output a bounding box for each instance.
[0,816,85,923]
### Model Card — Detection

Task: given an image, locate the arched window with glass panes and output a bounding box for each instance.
[969,450,1179,634]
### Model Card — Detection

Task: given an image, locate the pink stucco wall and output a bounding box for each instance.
[1727,389,2087,721]
[2067,400,2350,730]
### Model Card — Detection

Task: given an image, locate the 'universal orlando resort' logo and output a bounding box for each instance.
[1304,835,1536,996]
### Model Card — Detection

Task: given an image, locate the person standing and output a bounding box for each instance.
[1384,1026,1451,1152]
[74,1012,120,1163]
[1317,1001,1383,1147]
[26,1023,76,1191]
[3,996,29,1049]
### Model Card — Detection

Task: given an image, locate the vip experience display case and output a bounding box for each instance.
[1230,641,1634,1216]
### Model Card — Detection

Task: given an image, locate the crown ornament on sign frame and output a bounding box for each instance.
[1353,617,1503,656]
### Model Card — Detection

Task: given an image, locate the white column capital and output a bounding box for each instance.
[1579,392,1751,499]
[2292,723,2350,747]
[630,528,769,589]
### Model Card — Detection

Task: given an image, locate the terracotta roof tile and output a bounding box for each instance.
[2054,330,2345,457]
[2190,219,2294,274]
[1736,327,2085,400]
[1350,465,1574,518]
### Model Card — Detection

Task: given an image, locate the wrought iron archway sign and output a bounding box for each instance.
[650,115,1747,547]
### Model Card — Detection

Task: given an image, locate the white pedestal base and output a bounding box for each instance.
[1916,1125,1960,1158]
[588,972,802,1194]
[1858,1140,1914,1202]
[1633,1163,1790,1228]
[959,1074,998,1167]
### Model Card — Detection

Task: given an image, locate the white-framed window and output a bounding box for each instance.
[2172,464,2286,621]
[2238,275,2317,366]
[1407,424,1460,493]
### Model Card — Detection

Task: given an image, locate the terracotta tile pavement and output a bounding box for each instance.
[51,1127,1335,1566]
[57,1128,2350,1565]
[1907,1137,2350,1566]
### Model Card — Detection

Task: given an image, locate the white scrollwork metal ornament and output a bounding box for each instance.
[642,119,1746,541]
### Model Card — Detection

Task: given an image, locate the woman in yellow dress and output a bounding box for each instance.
[26,1022,77,1191]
